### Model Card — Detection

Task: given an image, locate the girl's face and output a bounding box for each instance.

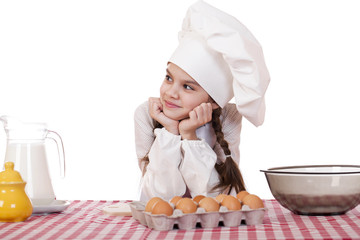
[160,63,211,121]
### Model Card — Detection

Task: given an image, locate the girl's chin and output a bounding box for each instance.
[163,110,187,121]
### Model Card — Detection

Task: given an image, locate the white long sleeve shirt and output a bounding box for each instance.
[134,101,242,202]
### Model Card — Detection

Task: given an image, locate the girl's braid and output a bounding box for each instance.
[211,108,246,194]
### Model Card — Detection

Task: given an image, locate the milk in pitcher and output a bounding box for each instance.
[5,142,56,205]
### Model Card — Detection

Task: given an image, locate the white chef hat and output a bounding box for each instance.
[169,0,270,126]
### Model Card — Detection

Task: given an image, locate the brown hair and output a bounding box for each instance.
[211,108,246,194]
[140,108,245,194]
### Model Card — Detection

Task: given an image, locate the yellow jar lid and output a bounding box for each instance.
[0,161,24,183]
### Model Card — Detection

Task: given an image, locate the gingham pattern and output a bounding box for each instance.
[0,200,359,239]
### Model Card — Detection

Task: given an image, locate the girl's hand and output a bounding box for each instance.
[148,97,179,135]
[179,102,213,140]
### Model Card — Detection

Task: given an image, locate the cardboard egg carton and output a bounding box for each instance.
[129,201,266,231]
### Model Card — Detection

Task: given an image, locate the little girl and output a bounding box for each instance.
[134,1,270,202]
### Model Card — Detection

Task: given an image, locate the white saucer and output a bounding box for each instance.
[32,200,70,214]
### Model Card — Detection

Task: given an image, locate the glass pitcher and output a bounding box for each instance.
[0,116,65,205]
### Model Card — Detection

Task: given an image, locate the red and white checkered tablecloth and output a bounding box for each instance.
[0,200,359,239]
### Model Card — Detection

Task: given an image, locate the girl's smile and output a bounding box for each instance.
[160,63,210,121]
[164,100,180,108]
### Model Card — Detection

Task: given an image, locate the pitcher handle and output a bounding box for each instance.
[47,130,66,178]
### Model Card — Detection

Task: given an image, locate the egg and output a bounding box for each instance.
[170,196,182,205]
[221,195,241,210]
[236,191,250,202]
[175,197,197,213]
[215,194,227,203]
[199,197,220,212]
[242,194,264,209]
[151,200,174,216]
[145,197,162,212]
[193,195,205,204]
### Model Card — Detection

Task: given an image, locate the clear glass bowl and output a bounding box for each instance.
[261,165,360,215]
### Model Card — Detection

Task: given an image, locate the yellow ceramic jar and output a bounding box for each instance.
[0,161,33,222]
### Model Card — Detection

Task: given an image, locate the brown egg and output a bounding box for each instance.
[242,194,264,209]
[170,196,182,205]
[193,195,205,204]
[151,200,174,216]
[199,197,220,212]
[175,197,197,213]
[236,191,250,202]
[145,197,162,212]
[221,195,241,210]
[215,194,227,203]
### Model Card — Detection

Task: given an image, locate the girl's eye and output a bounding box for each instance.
[165,75,173,82]
[184,84,194,90]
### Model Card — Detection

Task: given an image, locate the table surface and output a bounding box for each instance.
[0,199,359,239]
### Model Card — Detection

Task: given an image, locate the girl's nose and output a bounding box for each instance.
[166,84,179,99]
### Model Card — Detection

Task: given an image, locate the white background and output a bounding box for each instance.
[1,0,359,201]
